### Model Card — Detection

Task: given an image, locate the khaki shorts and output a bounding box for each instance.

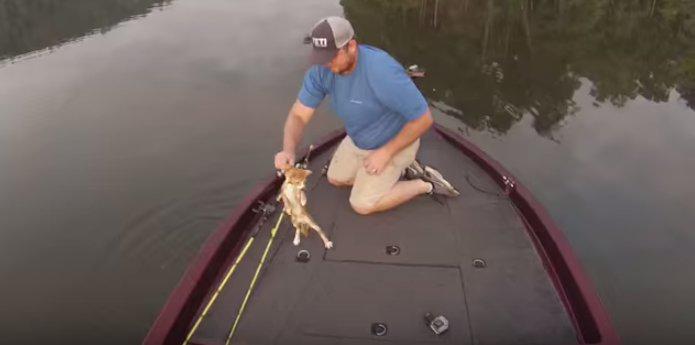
[327,136,420,210]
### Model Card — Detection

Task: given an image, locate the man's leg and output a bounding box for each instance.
[352,179,430,215]
[327,136,361,187]
[328,177,352,187]
[349,139,425,215]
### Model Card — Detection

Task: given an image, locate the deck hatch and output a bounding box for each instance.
[293,262,471,343]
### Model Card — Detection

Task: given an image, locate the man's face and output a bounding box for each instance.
[324,41,355,75]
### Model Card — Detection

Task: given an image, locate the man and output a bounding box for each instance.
[274,16,458,215]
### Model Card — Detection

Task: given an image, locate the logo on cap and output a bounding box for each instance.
[312,37,328,48]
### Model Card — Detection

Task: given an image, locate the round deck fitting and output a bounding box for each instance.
[371,323,388,336]
[472,258,486,268]
[296,250,310,263]
[385,245,400,256]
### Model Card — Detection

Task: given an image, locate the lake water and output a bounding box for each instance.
[1,0,694,344]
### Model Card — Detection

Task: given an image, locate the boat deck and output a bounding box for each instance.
[188,130,578,345]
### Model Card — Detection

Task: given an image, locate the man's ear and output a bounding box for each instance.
[348,39,357,52]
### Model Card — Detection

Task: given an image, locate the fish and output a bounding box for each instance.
[277,167,333,249]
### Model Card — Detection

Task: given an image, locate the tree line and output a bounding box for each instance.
[0,0,171,60]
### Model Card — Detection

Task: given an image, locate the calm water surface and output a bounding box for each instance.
[1,0,694,344]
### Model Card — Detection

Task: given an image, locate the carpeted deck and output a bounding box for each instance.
[189,129,577,345]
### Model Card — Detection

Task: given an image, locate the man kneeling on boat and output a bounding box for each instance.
[274,16,459,215]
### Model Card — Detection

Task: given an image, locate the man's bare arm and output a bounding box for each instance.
[283,100,316,153]
[275,100,316,169]
[381,109,434,157]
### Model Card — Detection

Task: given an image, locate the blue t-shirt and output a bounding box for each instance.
[298,45,428,150]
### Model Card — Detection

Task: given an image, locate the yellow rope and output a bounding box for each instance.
[225,212,284,345]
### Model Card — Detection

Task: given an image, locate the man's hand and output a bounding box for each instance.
[364,110,432,176]
[275,151,295,170]
[363,148,393,175]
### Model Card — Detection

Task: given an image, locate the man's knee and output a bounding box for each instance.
[349,195,378,215]
[328,177,353,187]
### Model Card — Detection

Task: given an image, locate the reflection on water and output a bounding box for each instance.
[0,0,344,343]
[343,0,695,136]
[103,180,249,271]
[0,0,171,61]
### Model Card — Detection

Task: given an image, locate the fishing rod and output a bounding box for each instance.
[296,144,315,169]
[225,145,315,345]
[224,211,284,345]
[182,201,276,345]
[183,145,316,345]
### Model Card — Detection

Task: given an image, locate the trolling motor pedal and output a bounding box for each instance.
[424,313,449,335]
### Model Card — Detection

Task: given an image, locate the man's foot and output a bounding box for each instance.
[423,166,460,197]
[404,159,426,180]
[405,160,459,197]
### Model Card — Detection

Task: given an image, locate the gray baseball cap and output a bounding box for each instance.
[306,17,355,65]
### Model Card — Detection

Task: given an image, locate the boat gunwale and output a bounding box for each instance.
[144,124,620,345]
